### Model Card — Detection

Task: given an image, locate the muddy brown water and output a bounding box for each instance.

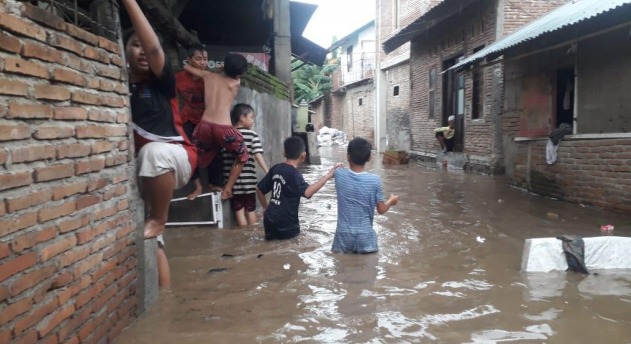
[115,147,631,344]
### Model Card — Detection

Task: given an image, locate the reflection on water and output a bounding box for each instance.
[115,147,631,344]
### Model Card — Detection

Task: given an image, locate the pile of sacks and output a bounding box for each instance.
[317,126,347,147]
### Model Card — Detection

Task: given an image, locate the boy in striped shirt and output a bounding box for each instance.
[332,137,399,253]
[222,104,269,226]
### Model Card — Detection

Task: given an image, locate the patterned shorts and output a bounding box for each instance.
[193,120,248,167]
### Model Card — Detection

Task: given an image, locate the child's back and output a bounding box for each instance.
[332,137,398,254]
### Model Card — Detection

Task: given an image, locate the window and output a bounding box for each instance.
[393,85,400,96]
[347,46,353,72]
[429,68,437,118]
[471,46,485,119]
[358,97,363,106]
[455,74,465,115]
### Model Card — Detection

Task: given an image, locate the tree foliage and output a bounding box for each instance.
[291,60,339,104]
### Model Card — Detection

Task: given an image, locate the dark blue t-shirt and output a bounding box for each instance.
[257,163,309,230]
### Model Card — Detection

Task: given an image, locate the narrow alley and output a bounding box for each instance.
[115,147,631,344]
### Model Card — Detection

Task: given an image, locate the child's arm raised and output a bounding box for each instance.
[377,194,399,215]
[253,153,269,174]
[122,0,165,77]
[184,64,209,79]
[304,162,342,199]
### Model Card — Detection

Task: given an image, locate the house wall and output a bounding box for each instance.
[385,64,411,150]
[345,83,375,144]
[576,27,631,134]
[408,1,500,172]
[501,28,631,213]
[339,25,376,85]
[0,2,141,343]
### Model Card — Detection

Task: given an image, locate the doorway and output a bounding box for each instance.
[442,56,465,152]
[556,67,575,128]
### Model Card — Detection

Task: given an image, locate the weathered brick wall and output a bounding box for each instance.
[408,1,498,163]
[377,0,442,61]
[502,0,569,36]
[345,84,375,144]
[510,139,631,214]
[330,92,345,132]
[385,64,411,150]
[0,3,139,343]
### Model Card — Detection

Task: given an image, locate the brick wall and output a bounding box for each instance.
[502,0,569,36]
[0,2,139,344]
[345,84,375,144]
[508,138,631,214]
[408,1,499,168]
[385,64,411,150]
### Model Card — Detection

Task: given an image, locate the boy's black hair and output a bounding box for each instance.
[123,28,135,48]
[284,136,306,160]
[347,137,372,165]
[230,103,254,126]
[224,53,248,78]
[188,44,207,58]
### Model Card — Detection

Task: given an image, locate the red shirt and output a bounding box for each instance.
[175,70,205,125]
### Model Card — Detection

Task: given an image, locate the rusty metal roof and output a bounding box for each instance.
[449,0,631,70]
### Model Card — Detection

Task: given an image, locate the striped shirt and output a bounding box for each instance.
[332,168,385,253]
[222,128,264,194]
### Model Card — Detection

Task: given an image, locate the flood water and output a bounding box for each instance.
[115,146,631,344]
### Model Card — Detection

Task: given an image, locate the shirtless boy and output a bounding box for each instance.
[184,53,249,200]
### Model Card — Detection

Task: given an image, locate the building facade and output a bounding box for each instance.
[328,21,377,143]
[382,0,568,173]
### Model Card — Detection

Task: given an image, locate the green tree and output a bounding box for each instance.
[291,60,339,104]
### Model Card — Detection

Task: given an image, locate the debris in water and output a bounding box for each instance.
[207,267,230,274]
[221,253,236,257]
[257,254,264,258]
[283,264,290,270]
[546,212,559,220]
[600,224,615,231]
[476,236,486,243]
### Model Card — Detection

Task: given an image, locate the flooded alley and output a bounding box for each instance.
[115,147,631,344]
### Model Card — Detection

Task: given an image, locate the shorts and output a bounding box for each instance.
[435,132,455,152]
[331,230,378,254]
[193,120,248,167]
[157,234,165,248]
[263,217,300,241]
[230,193,256,212]
[138,142,191,189]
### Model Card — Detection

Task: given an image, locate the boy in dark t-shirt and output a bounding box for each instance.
[256,136,341,240]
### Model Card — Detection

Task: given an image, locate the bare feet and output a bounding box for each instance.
[187,179,203,200]
[208,183,223,193]
[221,189,232,200]
[144,217,165,239]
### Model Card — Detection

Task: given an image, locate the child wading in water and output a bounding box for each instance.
[223,103,268,226]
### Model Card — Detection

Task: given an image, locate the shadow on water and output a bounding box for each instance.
[115,146,631,344]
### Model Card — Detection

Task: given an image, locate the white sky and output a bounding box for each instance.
[296,0,376,49]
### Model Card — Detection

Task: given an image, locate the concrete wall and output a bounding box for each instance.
[339,24,376,85]
[0,2,141,343]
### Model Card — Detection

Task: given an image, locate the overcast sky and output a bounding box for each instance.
[296,0,376,48]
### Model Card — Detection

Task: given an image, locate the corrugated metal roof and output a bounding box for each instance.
[449,0,631,71]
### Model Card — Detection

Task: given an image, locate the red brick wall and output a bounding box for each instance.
[508,138,631,214]
[0,3,138,343]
